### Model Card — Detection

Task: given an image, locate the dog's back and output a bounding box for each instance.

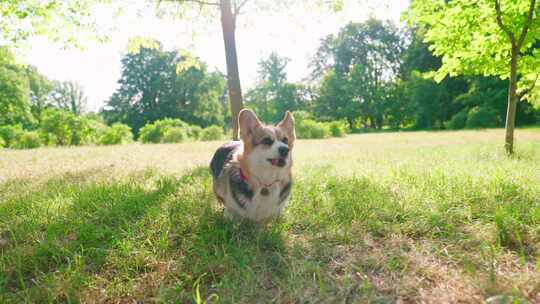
[210,141,245,208]
[210,141,241,179]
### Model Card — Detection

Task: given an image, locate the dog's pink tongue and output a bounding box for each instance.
[271,159,279,166]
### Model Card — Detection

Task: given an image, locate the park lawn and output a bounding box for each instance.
[1,128,540,303]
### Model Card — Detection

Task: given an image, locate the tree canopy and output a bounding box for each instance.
[102,40,227,135]
[153,0,344,139]
[50,81,88,116]
[407,0,540,88]
[245,53,306,123]
[313,19,404,129]
[0,0,109,46]
[0,47,34,126]
[407,0,540,153]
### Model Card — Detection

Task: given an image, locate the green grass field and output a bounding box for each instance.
[1,129,540,303]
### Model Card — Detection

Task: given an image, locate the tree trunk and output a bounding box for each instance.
[347,117,354,130]
[220,0,243,140]
[505,45,519,155]
[376,115,383,130]
[369,116,376,129]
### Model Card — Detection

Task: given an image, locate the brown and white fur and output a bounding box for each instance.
[210,109,295,224]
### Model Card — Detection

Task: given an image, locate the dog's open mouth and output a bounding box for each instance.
[267,158,287,167]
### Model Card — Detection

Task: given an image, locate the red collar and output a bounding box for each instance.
[239,168,248,182]
[239,168,282,189]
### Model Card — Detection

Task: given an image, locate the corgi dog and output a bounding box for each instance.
[210,109,295,224]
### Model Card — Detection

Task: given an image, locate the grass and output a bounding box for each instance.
[1,128,540,303]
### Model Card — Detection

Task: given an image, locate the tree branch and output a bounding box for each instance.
[233,0,250,16]
[494,0,516,44]
[183,0,220,6]
[161,0,220,6]
[158,0,220,17]
[517,0,537,48]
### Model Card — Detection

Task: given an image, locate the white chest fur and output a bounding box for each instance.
[224,181,290,222]
[244,183,286,221]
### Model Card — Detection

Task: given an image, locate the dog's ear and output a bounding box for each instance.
[238,109,262,141]
[277,111,295,139]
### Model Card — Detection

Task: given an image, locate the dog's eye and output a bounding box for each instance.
[261,137,274,145]
[282,137,288,145]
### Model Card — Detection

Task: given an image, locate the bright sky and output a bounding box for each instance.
[23,1,409,112]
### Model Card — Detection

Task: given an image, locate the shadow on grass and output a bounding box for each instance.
[155,168,289,303]
[1,165,538,303]
[0,167,289,303]
[285,173,540,302]
[166,214,288,303]
[0,168,179,301]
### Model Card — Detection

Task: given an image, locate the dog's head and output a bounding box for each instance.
[238,109,295,171]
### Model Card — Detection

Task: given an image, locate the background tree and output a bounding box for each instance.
[398,29,469,129]
[258,52,289,89]
[50,81,88,116]
[155,0,250,139]
[0,47,34,126]
[398,26,538,130]
[39,108,99,146]
[25,66,53,123]
[155,0,343,139]
[315,71,357,128]
[408,0,540,154]
[102,40,227,135]
[313,19,404,129]
[404,71,454,129]
[245,52,305,123]
[178,69,228,128]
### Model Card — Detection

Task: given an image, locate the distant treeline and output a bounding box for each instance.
[244,20,538,131]
[101,22,540,134]
[1,19,539,149]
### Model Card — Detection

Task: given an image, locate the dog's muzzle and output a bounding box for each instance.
[268,158,287,167]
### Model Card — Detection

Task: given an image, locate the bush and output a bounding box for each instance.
[297,119,331,139]
[69,116,91,146]
[40,108,75,146]
[201,125,224,141]
[328,121,347,137]
[162,127,187,143]
[139,118,189,143]
[290,111,311,123]
[0,136,5,148]
[99,123,133,145]
[296,120,311,139]
[13,131,42,149]
[309,122,331,139]
[466,107,500,129]
[447,110,468,130]
[39,109,105,146]
[0,125,24,147]
[291,113,341,139]
[85,118,110,144]
[187,125,203,140]
[139,123,161,144]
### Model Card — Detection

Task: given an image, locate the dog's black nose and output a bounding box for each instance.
[278,146,289,157]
